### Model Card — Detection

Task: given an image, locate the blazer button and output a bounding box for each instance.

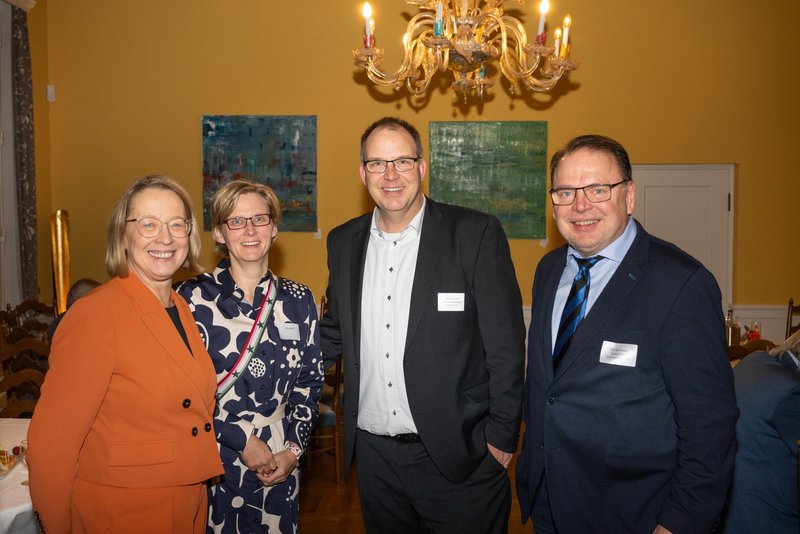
[182,398,191,408]
[546,396,555,405]
[204,422,212,432]
[191,426,198,436]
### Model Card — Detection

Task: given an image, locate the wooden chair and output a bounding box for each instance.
[787,298,800,338]
[304,296,344,482]
[0,338,50,374]
[13,300,55,333]
[0,368,45,408]
[0,399,37,418]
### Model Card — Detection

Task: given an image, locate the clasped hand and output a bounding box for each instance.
[241,434,295,486]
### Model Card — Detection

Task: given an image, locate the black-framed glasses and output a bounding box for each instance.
[222,213,272,230]
[363,157,420,173]
[125,217,192,238]
[549,179,630,206]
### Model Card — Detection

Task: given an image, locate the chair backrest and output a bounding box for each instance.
[0,399,37,418]
[0,368,46,393]
[788,298,800,338]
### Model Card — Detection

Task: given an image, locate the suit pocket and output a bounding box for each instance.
[109,440,174,466]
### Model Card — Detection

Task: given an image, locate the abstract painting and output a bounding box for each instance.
[202,115,317,232]
[429,121,547,239]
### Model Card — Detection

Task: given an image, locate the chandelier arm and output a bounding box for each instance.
[364,12,437,85]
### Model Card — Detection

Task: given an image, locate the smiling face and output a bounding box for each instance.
[360,125,426,232]
[213,192,276,272]
[124,188,189,293]
[552,147,635,257]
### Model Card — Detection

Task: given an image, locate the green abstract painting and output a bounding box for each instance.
[429,121,547,239]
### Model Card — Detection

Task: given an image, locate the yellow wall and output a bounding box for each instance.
[28,0,800,306]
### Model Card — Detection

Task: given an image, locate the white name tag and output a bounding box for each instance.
[277,323,301,341]
[599,341,638,367]
[438,293,465,312]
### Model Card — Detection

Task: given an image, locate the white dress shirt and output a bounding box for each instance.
[357,199,426,435]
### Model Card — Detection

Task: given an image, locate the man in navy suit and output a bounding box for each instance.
[516,134,738,534]
[321,117,525,533]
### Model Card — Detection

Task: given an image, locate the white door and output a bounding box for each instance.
[631,164,733,311]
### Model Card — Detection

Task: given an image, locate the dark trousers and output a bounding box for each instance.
[532,474,559,534]
[355,429,511,534]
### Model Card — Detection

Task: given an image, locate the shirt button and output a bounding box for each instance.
[191,427,199,436]
[386,353,390,359]
[387,295,391,300]
[204,423,212,432]
[389,267,394,272]
[182,399,191,409]
[547,397,555,405]
[392,410,397,416]
[386,324,390,329]
[388,382,392,388]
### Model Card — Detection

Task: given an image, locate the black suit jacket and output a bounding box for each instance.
[320,198,525,483]
[515,219,738,534]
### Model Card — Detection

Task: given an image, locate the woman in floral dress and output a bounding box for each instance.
[178,180,323,533]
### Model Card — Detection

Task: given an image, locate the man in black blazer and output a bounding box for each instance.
[515,135,738,534]
[320,117,525,533]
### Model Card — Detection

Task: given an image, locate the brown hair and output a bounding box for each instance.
[211,179,282,256]
[105,175,202,277]
[360,116,424,163]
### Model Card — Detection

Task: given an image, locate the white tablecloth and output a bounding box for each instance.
[0,418,36,534]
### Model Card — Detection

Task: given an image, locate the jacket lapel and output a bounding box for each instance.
[537,253,567,384]
[405,199,443,354]
[117,273,211,399]
[350,220,370,365]
[552,228,649,382]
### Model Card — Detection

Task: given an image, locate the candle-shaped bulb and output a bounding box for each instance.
[553,27,562,57]
[537,0,549,36]
[363,2,374,47]
[561,14,571,56]
[435,1,444,36]
[363,3,372,37]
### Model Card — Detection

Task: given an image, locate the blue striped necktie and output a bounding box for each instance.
[553,255,603,370]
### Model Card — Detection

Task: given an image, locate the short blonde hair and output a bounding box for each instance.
[211,180,282,257]
[105,175,203,277]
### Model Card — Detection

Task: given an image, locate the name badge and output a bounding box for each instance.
[599,340,638,367]
[438,293,465,312]
[277,323,301,341]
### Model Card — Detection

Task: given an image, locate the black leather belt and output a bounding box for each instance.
[391,433,421,444]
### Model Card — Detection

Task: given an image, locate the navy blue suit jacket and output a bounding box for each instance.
[723,351,800,533]
[516,219,738,533]
[321,198,526,483]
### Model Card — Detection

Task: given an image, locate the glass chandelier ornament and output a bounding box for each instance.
[353,0,578,102]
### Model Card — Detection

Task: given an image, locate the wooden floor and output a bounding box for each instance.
[298,448,532,534]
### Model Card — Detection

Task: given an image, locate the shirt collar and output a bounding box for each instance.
[369,196,426,241]
[566,216,637,266]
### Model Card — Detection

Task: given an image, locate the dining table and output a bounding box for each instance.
[0,418,36,534]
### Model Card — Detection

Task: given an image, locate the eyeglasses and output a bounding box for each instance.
[126,217,192,238]
[549,180,630,206]
[363,157,420,173]
[222,213,272,230]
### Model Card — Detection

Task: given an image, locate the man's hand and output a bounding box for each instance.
[487,443,512,469]
[653,525,673,534]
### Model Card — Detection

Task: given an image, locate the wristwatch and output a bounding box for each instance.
[284,442,303,463]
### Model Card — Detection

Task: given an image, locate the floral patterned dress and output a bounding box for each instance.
[178,259,323,533]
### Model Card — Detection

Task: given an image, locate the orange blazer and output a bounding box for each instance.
[28,273,223,532]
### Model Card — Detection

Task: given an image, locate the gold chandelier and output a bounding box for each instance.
[353,0,578,102]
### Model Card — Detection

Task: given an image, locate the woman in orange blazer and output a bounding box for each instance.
[27,176,223,534]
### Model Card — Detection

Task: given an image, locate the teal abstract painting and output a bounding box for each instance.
[429,121,547,239]
[202,115,317,232]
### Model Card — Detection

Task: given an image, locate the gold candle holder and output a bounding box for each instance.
[50,210,71,314]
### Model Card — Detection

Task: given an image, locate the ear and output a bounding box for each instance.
[359,164,367,187]
[625,180,636,215]
[418,158,428,181]
[212,226,226,246]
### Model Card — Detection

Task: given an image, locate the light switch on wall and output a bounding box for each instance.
[46,85,56,102]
